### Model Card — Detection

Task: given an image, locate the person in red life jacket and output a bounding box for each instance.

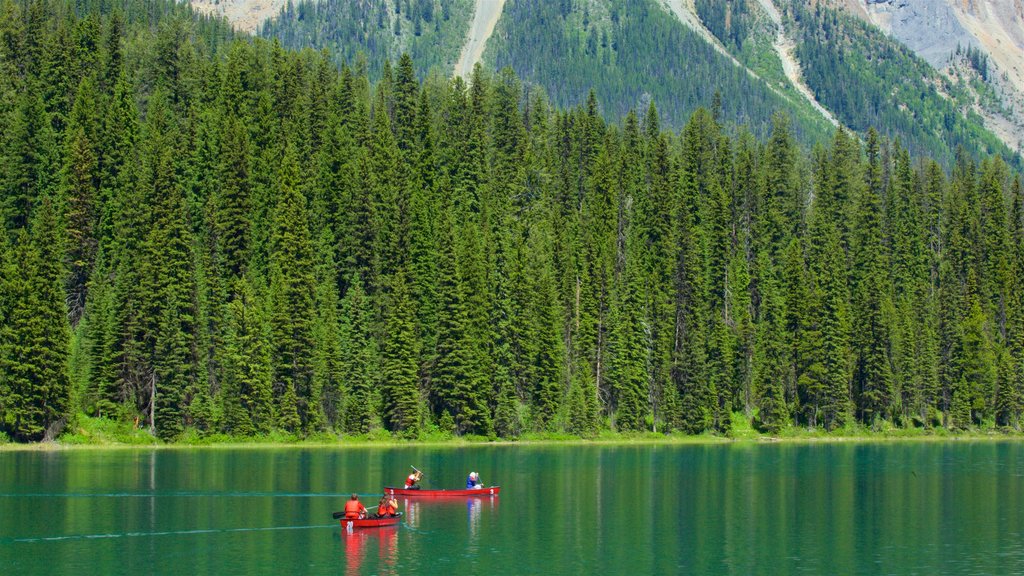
[404,470,422,490]
[377,494,399,517]
[343,493,367,519]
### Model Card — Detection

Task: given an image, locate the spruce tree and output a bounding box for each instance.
[753,251,788,433]
[0,200,71,441]
[608,241,649,431]
[269,143,317,433]
[312,228,343,430]
[380,269,421,436]
[340,275,377,434]
[851,129,893,427]
[137,94,196,439]
[525,218,564,431]
[221,278,274,435]
[61,74,101,323]
[1,88,56,230]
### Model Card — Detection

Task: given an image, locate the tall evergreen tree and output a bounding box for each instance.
[380,269,421,436]
[137,93,196,439]
[220,278,274,435]
[268,144,317,433]
[851,129,893,426]
[340,275,377,434]
[0,199,71,441]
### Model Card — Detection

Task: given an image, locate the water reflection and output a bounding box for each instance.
[340,524,398,576]
[402,498,419,529]
[6,444,1024,575]
[467,497,480,539]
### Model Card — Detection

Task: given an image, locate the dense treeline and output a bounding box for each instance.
[262,0,832,140]
[1,0,1023,443]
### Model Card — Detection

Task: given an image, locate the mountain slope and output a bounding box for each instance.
[481,0,833,138]
[204,0,1020,165]
[259,0,474,79]
[692,0,1019,166]
[838,0,1024,154]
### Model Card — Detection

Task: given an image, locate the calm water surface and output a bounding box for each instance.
[2,442,1024,575]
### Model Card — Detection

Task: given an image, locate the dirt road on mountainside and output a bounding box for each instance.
[455,0,507,78]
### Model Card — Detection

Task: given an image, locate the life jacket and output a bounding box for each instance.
[404,474,417,488]
[378,502,397,516]
[344,499,364,519]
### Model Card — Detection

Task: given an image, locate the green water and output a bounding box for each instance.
[2,442,1024,575]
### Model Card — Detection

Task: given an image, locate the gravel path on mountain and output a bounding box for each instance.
[752,0,838,126]
[454,0,506,78]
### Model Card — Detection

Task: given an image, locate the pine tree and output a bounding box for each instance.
[312,228,343,430]
[380,270,421,436]
[268,144,317,433]
[340,275,377,434]
[220,278,274,435]
[137,94,196,439]
[851,129,893,427]
[753,251,788,433]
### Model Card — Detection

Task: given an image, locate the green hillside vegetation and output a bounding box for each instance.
[783,1,1017,168]
[259,0,832,139]
[260,0,472,80]
[694,0,1019,169]
[2,0,1024,443]
[483,0,832,141]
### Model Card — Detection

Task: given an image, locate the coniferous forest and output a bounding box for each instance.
[2,0,1024,443]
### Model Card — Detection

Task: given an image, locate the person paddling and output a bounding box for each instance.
[404,469,423,490]
[377,494,399,517]
[466,471,483,489]
[343,493,367,519]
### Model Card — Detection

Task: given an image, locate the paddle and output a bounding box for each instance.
[410,465,433,488]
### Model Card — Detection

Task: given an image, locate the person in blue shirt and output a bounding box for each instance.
[466,471,483,489]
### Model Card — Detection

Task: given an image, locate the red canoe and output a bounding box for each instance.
[337,512,403,529]
[384,486,501,497]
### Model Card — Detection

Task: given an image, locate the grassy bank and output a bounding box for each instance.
[2,413,1022,451]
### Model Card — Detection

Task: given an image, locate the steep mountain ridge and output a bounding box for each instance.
[841,0,1024,151]
[196,0,1020,165]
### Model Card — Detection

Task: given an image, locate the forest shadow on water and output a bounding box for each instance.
[2,443,1024,575]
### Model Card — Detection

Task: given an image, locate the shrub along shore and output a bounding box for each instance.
[1,414,1020,450]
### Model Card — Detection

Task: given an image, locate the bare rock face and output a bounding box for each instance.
[862,0,977,67]
[847,0,1024,151]
[190,0,287,34]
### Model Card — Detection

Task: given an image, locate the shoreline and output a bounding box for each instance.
[3,430,1023,451]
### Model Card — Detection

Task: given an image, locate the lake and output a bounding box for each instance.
[2,442,1024,575]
